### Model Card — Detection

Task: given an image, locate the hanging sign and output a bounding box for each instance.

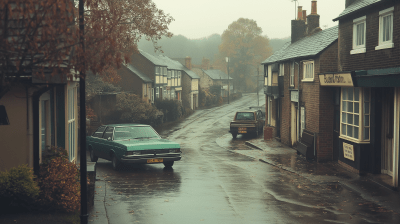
[343,142,355,161]
[319,73,354,87]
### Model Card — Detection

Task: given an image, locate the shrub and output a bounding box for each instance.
[154,99,184,122]
[115,93,160,125]
[37,147,80,212]
[0,164,40,213]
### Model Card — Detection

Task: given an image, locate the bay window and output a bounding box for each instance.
[340,87,370,142]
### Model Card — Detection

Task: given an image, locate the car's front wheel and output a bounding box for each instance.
[163,161,174,168]
[232,133,237,139]
[89,148,98,162]
[112,154,121,171]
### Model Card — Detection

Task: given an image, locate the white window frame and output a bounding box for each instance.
[376,7,394,50]
[67,87,76,162]
[340,87,371,143]
[155,66,160,75]
[351,16,367,54]
[300,106,305,137]
[290,62,294,87]
[302,60,314,82]
[151,88,155,103]
[279,64,284,76]
[156,87,160,99]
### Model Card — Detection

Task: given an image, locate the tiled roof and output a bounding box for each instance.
[139,50,167,66]
[262,26,338,64]
[202,69,232,80]
[159,56,200,79]
[333,0,381,21]
[262,42,291,64]
[125,64,152,83]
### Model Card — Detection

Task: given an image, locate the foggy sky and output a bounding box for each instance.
[152,0,346,40]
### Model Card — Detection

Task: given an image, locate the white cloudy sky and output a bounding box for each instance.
[152,0,346,39]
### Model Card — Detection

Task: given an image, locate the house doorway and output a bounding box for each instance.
[381,88,394,176]
[291,102,298,147]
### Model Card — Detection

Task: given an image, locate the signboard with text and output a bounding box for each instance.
[319,73,354,87]
[343,142,355,161]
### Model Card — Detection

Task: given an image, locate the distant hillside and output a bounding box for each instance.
[137,35,291,64]
[137,34,221,65]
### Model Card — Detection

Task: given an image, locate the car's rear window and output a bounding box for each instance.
[235,112,255,120]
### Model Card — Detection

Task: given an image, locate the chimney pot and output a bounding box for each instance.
[311,1,317,15]
[302,10,307,22]
[297,6,303,20]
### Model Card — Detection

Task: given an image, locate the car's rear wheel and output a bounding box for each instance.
[89,147,98,162]
[163,161,174,168]
[112,154,121,171]
[232,133,237,139]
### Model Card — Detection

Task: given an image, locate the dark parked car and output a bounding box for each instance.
[229,110,265,139]
[87,124,181,170]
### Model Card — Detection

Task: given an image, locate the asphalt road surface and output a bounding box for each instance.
[89,93,399,224]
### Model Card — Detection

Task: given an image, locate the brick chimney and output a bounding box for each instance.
[307,0,321,35]
[291,5,306,43]
[185,56,192,70]
[346,0,357,8]
[302,10,307,22]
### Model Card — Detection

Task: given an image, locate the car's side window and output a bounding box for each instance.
[103,127,114,140]
[92,126,106,138]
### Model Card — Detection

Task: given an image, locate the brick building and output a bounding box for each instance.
[320,0,400,188]
[262,0,339,162]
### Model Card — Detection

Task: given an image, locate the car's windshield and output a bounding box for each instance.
[235,112,255,120]
[114,126,160,140]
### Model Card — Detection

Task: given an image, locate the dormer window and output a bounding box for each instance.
[376,7,394,50]
[351,16,366,54]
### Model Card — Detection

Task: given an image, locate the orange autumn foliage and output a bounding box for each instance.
[0,0,173,99]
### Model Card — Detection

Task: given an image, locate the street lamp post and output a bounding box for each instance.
[225,57,230,104]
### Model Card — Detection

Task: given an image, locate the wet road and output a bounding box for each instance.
[90,93,400,224]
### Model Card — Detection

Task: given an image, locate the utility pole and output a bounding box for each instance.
[226,57,230,104]
[79,0,88,223]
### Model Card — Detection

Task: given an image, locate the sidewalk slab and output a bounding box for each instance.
[245,138,400,214]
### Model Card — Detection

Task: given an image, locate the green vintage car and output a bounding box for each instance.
[87,124,181,170]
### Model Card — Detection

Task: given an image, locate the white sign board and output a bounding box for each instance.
[343,142,355,161]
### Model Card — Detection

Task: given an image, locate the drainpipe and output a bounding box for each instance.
[295,61,300,143]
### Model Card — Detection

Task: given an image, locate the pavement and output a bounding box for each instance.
[244,138,400,215]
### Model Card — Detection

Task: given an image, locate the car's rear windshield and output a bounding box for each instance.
[114,126,160,140]
[235,112,255,120]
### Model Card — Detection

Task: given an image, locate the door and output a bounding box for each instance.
[291,102,298,146]
[381,88,394,176]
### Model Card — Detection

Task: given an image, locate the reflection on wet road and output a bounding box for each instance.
[89,93,400,224]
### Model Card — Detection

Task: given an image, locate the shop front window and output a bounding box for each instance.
[340,87,370,142]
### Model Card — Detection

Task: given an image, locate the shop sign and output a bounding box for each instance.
[343,142,355,161]
[319,73,353,87]
[291,90,298,102]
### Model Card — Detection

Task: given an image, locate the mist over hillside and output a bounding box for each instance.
[137,35,291,65]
